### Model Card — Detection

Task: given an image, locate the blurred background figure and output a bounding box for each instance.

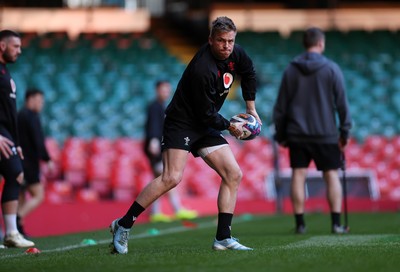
[17,88,54,236]
[273,27,352,234]
[144,80,198,222]
[0,29,35,248]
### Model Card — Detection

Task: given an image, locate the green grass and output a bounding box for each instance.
[1,213,399,272]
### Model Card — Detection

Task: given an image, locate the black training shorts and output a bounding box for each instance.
[0,126,23,183]
[288,142,342,171]
[161,118,228,157]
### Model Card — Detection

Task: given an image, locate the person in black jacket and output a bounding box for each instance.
[110,16,261,254]
[0,29,35,248]
[144,80,197,222]
[273,27,352,234]
[17,88,53,236]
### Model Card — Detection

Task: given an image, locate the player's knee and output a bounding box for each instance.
[1,172,23,203]
[162,172,182,189]
[224,167,243,185]
[16,172,24,184]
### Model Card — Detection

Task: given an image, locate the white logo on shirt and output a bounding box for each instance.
[184,137,190,146]
[9,79,16,99]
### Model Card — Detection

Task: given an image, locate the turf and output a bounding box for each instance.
[1,212,399,272]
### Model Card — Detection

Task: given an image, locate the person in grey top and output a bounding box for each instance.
[273,27,352,234]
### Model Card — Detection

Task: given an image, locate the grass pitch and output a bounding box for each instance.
[0,212,399,272]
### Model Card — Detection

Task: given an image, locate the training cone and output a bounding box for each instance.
[147,228,160,235]
[181,221,197,228]
[240,213,254,221]
[80,239,97,246]
[25,247,41,254]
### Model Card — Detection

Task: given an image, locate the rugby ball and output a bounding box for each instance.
[229,113,261,140]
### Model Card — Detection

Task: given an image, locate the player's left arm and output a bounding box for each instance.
[245,100,262,125]
[235,45,261,125]
[333,64,352,147]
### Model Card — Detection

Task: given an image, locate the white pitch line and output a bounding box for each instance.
[0,216,257,259]
[281,234,399,249]
[45,220,218,253]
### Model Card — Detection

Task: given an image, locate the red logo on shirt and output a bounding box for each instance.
[228,62,235,71]
[223,73,233,89]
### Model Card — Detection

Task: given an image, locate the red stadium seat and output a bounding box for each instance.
[111,155,135,189]
[61,137,88,171]
[390,135,400,152]
[76,188,100,202]
[344,141,362,164]
[61,137,88,188]
[86,154,113,197]
[362,135,388,154]
[114,137,144,157]
[43,138,63,181]
[88,137,114,155]
[45,181,74,204]
[378,142,396,161]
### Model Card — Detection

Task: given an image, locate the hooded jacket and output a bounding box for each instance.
[273,52,352,144]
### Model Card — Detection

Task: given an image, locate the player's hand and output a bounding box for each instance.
[228,121,245,139]
[339,137,348,152]
[17,146,24,160]
[0,135,14,159]
[246,109,262,126]
[148,138,161,156]
[245,101,262,125]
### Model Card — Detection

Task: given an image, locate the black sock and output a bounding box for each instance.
[331,212,341,226]
[216,213,233,240]
[295,213,305,227]
[118,201,145,228]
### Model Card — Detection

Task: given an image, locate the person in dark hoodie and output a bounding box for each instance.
[273,27,352,234]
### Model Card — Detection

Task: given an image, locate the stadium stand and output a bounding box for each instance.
[3,27,399,205]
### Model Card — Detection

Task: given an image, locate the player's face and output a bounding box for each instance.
[157,83,171,102]
[209,30,236,60]
[33,94,45,112]
[1,37,22,63]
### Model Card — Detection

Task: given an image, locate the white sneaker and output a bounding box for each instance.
[212,237,253,251]
[3,232,35,248]
[110,218,130,254]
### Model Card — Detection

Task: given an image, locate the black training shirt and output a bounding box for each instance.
[165,43,257,131]
[18,107,50,162]
[0,62,19,144]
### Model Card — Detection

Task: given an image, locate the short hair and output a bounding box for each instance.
[25,88,44,101]
[303,27,325,49]
[155,80,169,89]
[209,17,237,38]
[0,30,20,41]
